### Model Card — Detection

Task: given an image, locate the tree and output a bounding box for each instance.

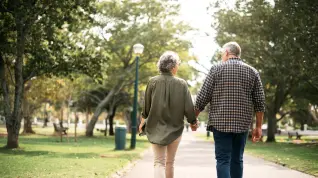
[84,0,194,136]
[210,0,318,142]
[0,0,104,148]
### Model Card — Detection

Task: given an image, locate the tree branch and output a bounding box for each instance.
[124,46,133,67]
[276,111,290,122]
[23,70,36,83]
[81,91,102,104]
[0,52,12,119]
[5,62,15,85]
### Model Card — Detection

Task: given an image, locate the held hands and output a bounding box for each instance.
[252,127,262,142]
[190,119,200,131]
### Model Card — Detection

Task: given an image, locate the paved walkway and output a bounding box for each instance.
[123,132,314,178]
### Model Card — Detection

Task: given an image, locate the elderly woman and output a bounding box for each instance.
[139,51,198,178]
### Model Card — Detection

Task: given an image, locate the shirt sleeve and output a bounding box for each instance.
[252,73,265,112]
[141,80,153,119]
[183,81,196,124]
[195,67,216,112]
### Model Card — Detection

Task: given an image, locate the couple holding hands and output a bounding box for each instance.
[139,42,265,178]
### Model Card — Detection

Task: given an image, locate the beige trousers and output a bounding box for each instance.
[152,136,182,178]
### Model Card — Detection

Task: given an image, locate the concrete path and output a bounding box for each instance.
[123,132,315,178]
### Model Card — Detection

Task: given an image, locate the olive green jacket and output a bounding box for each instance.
[141,72,196,145]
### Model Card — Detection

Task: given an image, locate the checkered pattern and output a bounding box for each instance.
[195,58,265,133]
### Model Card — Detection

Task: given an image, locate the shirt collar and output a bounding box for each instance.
[228,57,242,61]
[160,72,173,76]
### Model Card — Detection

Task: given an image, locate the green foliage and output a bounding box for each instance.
[88,0,194,87]
[211,0,318,141]
[0,0,103,80]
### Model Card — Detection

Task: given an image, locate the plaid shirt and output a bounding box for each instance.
[195,58,265,133]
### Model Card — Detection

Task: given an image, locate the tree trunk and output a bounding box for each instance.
[109,107,117,136]
[124,110,132,133]
[6,124,20,149]
[60,107,64,127]
[75,113,78,142]
[109,116,114,136]
[22,88,35,134]
[104,115,108,137]
[0,53,11,120]
[86,107,103,137]
[85,107,90,128]
[300,123,305,131]
[1,50,20,149]
[86,86,121,137]
[22,116,35,134]
[266,110,276,142]
[5,18,27,148]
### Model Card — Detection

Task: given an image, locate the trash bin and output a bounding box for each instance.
[115,126,127,150]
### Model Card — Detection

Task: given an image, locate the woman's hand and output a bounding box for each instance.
[139,118,145,133]
[190,119,200,131]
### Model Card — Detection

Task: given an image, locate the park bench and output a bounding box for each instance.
[288,131,301,139]
[53,123,68,135]
[96,128,106,133]
[288,130,318,140]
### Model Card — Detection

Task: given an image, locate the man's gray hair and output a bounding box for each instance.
[157,51,181,73]
[222,42,241,57]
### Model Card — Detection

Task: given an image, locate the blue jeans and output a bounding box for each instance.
[212,127,248,178]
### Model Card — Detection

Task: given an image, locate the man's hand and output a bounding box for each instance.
[190,119,200,131]
[252,127,262,142]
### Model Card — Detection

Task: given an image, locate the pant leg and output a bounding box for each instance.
[152,143,167,178]
[166,136,182,178]
[230,131,248,178]
[212,127,233,178]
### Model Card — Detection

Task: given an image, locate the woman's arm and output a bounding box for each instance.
[184,81,197,125]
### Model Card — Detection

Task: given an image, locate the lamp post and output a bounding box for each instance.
[130,43,144,149]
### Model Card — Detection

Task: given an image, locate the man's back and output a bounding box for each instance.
[195,57,265,133]
[195,42,265,178]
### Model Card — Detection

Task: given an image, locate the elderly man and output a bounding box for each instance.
[195,42,265,178]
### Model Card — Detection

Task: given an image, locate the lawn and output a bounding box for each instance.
[245,142,318,177]
[195,132,318,177]
[0,127,150,178]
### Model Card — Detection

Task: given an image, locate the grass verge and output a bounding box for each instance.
[245,142,318,176]
[0,130,149,178]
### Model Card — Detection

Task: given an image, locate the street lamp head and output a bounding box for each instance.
[133,43,144,55]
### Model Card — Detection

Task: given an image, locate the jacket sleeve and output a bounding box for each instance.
[141,80,153,119]
[184,81,196,124]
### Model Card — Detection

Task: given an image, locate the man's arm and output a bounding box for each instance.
[252,112,264,142]
[194,67,216,116]
[184,81,197,125]
[255,112,264,129]
[252,73,266,142]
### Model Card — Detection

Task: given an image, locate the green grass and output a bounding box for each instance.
[0,125,87,136]
[0,128,150,178]
[195,133,318,176]
[245,142,318,176]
